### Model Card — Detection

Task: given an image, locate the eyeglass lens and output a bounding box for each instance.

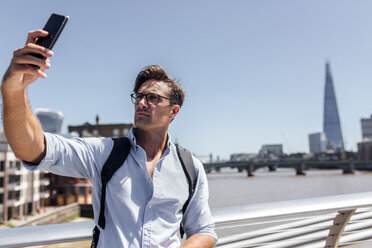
[132,93,160,104]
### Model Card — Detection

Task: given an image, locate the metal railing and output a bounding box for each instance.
[2,192,372,247]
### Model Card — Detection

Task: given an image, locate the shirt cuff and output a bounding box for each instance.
[22,132,55,171]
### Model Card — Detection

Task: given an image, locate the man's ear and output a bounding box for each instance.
[170,105,180,120]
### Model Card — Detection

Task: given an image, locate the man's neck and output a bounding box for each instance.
[135,128,169,160]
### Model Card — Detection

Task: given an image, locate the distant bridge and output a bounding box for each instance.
[203,160,372,176]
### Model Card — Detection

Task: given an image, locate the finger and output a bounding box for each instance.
[37,69,47,78]
[13,44,54,58]
[12,64,47,79]
[26,29,49,44]
[13,55,51,70]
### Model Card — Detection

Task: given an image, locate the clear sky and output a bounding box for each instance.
[1,1,372,160]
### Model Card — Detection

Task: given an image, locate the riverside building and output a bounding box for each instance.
[358,114,372,160]
[0,132,50,223]
[308,132,327,154]
[361,114,372,141]
[259,144,283,159]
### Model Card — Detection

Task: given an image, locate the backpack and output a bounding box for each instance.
[91,137,197,248]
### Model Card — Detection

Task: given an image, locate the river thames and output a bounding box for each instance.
[208,167,372,208]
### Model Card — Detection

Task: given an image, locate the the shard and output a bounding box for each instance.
[323,62,344,151]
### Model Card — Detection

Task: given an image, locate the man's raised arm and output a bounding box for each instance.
[1,30,54,163]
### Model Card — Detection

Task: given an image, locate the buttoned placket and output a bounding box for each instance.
[142,163,154,248]
[131,145,152,247]
[130,136,172,247]
[143,157,170,247]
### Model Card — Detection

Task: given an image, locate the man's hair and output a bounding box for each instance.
[133,65,185,107]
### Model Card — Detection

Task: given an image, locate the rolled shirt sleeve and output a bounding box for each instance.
[22,132,113,180]
[181,157,218,242]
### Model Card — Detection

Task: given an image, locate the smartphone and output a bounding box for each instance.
[31,13,69,67]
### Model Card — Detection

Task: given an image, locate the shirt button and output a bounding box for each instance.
[148,204,152,208]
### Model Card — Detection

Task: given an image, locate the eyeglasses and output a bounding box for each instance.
[130,92,176,105]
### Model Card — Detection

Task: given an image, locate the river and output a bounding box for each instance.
[207,167,372,208]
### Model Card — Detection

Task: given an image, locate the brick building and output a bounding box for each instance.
[68,115,133,138]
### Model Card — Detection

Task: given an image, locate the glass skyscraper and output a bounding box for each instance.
[323,62,344,151]
[34,108,64,134]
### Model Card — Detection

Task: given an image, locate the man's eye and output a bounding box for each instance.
[147,94,158,102]
[136,94,144,100]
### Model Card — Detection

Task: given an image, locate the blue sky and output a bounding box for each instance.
[1,1,372,160]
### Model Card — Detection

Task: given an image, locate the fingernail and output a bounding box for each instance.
[46,62,51,68]
[46,50,54,56]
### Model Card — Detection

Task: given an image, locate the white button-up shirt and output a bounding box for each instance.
[24,128,217,247]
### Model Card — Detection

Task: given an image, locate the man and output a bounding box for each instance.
[2,30,217,247]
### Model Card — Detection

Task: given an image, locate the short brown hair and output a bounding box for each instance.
[133,65,185,107]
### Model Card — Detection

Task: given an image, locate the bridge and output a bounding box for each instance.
[203,160,372,176]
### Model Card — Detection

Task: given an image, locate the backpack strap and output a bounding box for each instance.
[92,137,131,248]
[98,137,131,229]
[176,144,197,238]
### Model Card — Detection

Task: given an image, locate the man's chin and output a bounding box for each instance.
[134,119,150,129]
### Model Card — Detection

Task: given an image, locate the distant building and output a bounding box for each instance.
[49,116,134,206]
[361,115,372,141]
[68,115,133,138]
[358,116,372,160]
[35,108,64,134]
[0,132,49,223]
[323,62,344,151]
[230,153,258,162]
[259,144,283,159]
[357,141,372,161]
[308,132,327,154]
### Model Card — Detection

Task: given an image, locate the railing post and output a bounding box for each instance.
[324,209,356,248]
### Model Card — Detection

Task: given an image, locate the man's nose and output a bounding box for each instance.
[137,96,148,107]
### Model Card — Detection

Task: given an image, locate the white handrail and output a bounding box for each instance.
[0,221,95,248]
[2,192,372,247]
[212,191,372,224]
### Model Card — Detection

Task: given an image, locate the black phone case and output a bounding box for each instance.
[30,13,69,67]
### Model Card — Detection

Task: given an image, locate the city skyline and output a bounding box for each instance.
[1,1,372,160]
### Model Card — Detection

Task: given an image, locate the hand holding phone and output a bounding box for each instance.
[30,13,69,67]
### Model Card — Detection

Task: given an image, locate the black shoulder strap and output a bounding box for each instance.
[98,137,131,230]
[176,144,197,238]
